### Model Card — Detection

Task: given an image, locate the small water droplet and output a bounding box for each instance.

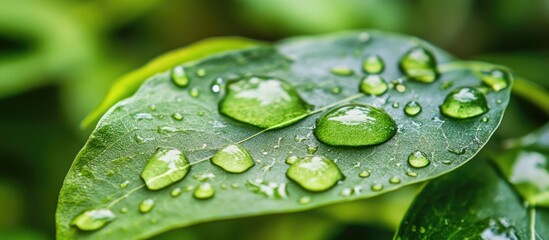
[314,104,397,147]
[71,209,115,231]
[399,47,439,83]
[408,151,430,168]
[219,76,310,128]
[120,207,127,214]
[395,84,406,93]
[482,117,489,123]
[392,102,400,108]
[496,99,502,104]
[171,66,190,88]
[141,148,191,190]
[371,183,384,191]
[210,77,224,93]
[246,180,288,199]
[299,196,311,204]
[442,160,452,165]
[171,188,182,197]
[286,156,343,192]
[389,177,401,184]
[306,144,318,154]
[331,86,342,94]
[360,75,388,96]
[149,105,157,111]
[196,68,206,77]
[139,199,155,213]
[359,170,370,178]
[406,171,418,177]
[362,55,384,74]
[172,113,183,121]
[189,87,200,98]
[480,68,510,92]
[120,180,129,189]
[211,144,255,173]
[286,156,299,165]
[193,183,215,200]
[330,66,354,76]
[134,134,154,144]
[185,185,195,191]
[440,87,489,119]
[340,188,353,196]
[404,101,422,116]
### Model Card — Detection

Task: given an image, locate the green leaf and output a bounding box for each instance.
[394,158,548,240]
[56,31,512,239]
[80,37,265,128]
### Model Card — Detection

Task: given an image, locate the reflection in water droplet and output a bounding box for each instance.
[404,101,422,116]
[314,104,397,147]
[171,188,182,197]
[193,183,215,200]
[359,170,371,178]
[299,196,311,204]
[408,151,430,168]
[139,199,155,213]
[286,156,343,192]
[371,183,384,191]
[399,47,439,83]
[440,87,489,119]
[171,66,190,88]
[141,148,191,190]
[71,209,115,231]
[360,75,388,96]
[172,113,183,121]
[219,76,310,129]
[480,69,510,92]
[362,55,384,74]
[330,66,354,76]
[211,144,255,173]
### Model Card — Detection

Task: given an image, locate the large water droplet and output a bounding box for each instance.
[440,87,489,119]
[139,199,155,213]
[408,151,430,168]
[219,76,310,128]
[399,47,439,83]
[404,101,422,116]
[359,75,388,96]
[71,209,115,231]
[286,156,343,192]
[371,183,384,191]
[171,66,189,88]
[314,104,397,147]
[140,148,191,190]
[193,182,215,200]
[480,68,510,92]
[362,55,384,74]
[211,144,254,173]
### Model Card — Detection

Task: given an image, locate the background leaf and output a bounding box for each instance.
[56,31,512,239]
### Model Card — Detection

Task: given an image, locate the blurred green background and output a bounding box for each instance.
[0,0,548,239]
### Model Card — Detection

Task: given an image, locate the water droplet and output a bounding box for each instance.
[340,188,353,196]
[134,113,153,120]
[193,172,215,182]
[171,188,182,197]
[406,171,418,177]
[440,87,489,119]
[392,102,400,108]
[314,104,397,147]
[134,134,153,144]
[193,182,215,200]
[231,183,239,189]
[330,66,354,76]
[299,196,312,204]
[371,183,384,191]
[306,144,318,154]
[172,113,183,121]
[419,226,426,234]
[219,76,310,128]
[408,151,430,168]
[246,180,288,199]
[120,207,127,214]
[395,84,406,93]
[120,180,129,189]
[360,75,388,96]
[404,101,422,116]
[286,156,343,192]
[71,209,115,231]
[362,55,384,74]
[399,47,439,83]
[442,160,452,165]
[286,156,299,165]
[482,117,489,123]
[189,87,200,98]
[331,86,342,94]
[480,69,510,92]
[171,66,190,88]
[359,170,370,178]
[141,148,191,190]
[358,32,370,42]
[389,177,401,184]
[211,144,254,173]
[196,68,206,77]
[139,199,155,213]
[496,99,502,104]
[149,105,157,111]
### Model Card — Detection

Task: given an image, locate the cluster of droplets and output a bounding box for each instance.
[71,33,511,232]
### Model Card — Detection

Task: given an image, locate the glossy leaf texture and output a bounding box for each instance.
[395,158,548,239]
[56,31,512,239]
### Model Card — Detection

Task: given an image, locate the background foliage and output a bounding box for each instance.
[0,0,548,239]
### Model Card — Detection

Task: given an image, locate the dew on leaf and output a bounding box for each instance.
[171,188,182,197]
[139,199,155,213]
[193,182,215,200]
[196,68,206,77]
[210,77,224,93]
[480,68,510,92]
[189,87,200,98]
[389,176,401,184]
[210,144,254,173]
[71,209,115,231]
[140,148,191,190]
[399,47,439,83]
[219,76,310,129]
[404,101,422,116]
[406,171,418,177]
[171,66,190,88]
[299,196,311,204]
[359,170,371,178]
[392,102,399,108]
[440,87,489,119]
[286,156,343,192]
[171,113,183,121]
[119,180,129,189]
[330,66,354,76]
[371,183,384,191]
[362,54,384,74]
[120,207,127,214]
[408,151,430,168]
[314,104,397,147]
[359,75,388,96]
